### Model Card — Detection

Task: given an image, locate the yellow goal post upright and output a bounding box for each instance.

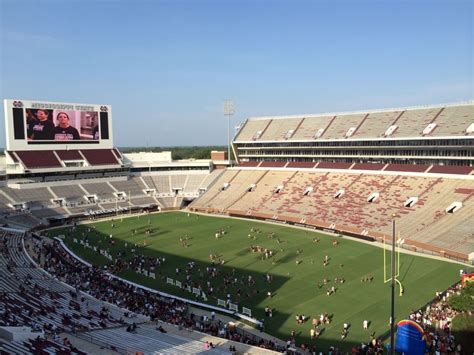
[383,232,405,297]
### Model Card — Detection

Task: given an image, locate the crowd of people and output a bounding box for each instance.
[27,236,287,353]
[408,283,466,354]
[8,224,467,355]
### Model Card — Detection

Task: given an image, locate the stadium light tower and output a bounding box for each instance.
[223,100,235,166]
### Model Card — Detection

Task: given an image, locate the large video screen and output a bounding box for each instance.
[25,107,99,142]
[4,99,112,150]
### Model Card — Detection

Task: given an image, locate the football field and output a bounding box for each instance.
[48,211,465,351]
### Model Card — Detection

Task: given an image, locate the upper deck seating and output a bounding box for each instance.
[55,150,83,160]
[389,107,440,137]
[353,111,402,138]
[80,149,120,166]
[428,105,474,136]
[238,104,473,141]
[15,151,62,169]
[289,115,334,140]
[234,119,272,141]
[321,113,366,139]
[259,117,301,140]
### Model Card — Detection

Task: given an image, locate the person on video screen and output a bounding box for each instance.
[27,109,54,140]
[92,125,99,140]
[53,112,80,140]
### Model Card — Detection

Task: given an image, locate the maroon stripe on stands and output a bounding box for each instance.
[428,166,473,175]
[455,188,474,194]
[352,113,370,137]
[351,163,386,171]
[6,150,19,162]
[256,119,273,140]
[112,148,122,160]
[55,150,83,160]
[286,162,316,168]
[15,150,62,168]
[390,111,405,126]
[80,149,120,166]
[290,117,306,139]
[422,107,445,136]
[318,115,337,138]
[315,162,353,169]
[384,164,431,173]
[259,161,287,168]
[238,161,261,167]
[427,107,445,125]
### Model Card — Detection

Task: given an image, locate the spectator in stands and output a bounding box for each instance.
[53,112,80,140]
[27,109,55,140]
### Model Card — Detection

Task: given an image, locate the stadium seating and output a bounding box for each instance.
[15,151,62,169]
[55,149,83,161]
[50,185,87,204]
[0,231,146,334]
[110,178,147,197]
[259,117,301,140]
[389,107,441,137]
[191,168,474,260]
[352,111,402,138]
[152,175,173,194]
[80,182,116,199]
[289,115,334,140]
[322,113,367,139]
[80,149,120,166]
[234,119,272,141]
[81,324,227,354]
[428,105,474,136]
[2,187,53,206]
[183,174,208,194]
[235,104,473,141]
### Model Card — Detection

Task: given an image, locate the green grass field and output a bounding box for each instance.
[47,211,467,351]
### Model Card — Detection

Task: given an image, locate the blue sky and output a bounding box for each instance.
[0,0,472,147]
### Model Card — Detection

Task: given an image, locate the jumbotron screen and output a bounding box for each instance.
[26,107,99,142]
[3,99,113,149]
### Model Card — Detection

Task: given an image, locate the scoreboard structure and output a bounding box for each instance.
[3,99,122,174]
[3,99,114,151]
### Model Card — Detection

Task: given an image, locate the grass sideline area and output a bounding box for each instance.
[47,211,466,352]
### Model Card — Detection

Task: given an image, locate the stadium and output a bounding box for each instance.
[0,98,473,354]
